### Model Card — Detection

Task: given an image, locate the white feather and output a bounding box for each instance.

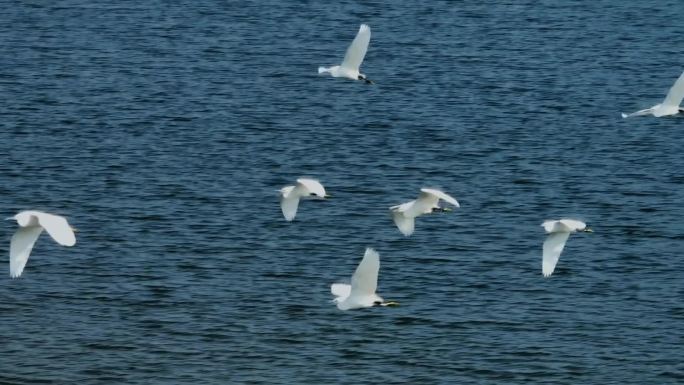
[296,178,326,197]
[419,188,460,208]
[278,178,327,221]
[9,227,44,278]
[333,248,384,311]
[662,70,684,108]
[330,283,351,303]
[389,188,459,236]
[319,24,371,81]
[279,191,300,222]
[340,24,370,72]
[391,211,415,237]
[542,232,570,277]
[7,210,76,278]
[540,219,589,277]
[622,70,684,118]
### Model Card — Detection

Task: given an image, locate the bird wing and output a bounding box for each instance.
[9,226,44,278]
[541,220,558,233]
[662,70,684,108]
[392,211,415,236]
[331,283,351,302]
[542,232,571,277]
[621,107,655,118]
[419,188,460,208]
[350,248,379,297]
[296,178,326,197]
[36,212,76,246]
[340,24,370,72]
[280,194,300,221]
[558,219,586,232]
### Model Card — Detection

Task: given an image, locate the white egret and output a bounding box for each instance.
[622,70,684,118]
[331,248,397,310]
[6,210,76,278]
[541,219,593,277]
[318,24,373,84]
[390,188,460,236]
[279,178,328,221]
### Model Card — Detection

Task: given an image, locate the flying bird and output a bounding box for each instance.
[390,188,460,236]
[622,70,684,118]
[331,248,398,310]
[279,178,328,221]
[541,219,593,277]
[318,24,373,84]
[6,210,76,278]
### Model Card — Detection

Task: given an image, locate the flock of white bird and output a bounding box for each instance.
[279,178,592,310]
[8,24,683,311]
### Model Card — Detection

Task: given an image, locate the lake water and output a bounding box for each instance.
[1,1,683,384]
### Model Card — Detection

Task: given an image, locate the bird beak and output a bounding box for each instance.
[4,217,14,221]
[71,227,79,232]
[382,301,400,307]
[583,228,593,233]
[325,194,332,199]
[365,79,374,84]
[443,207,453,212]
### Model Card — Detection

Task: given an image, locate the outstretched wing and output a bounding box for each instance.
[419,188,460,207]
[340,24,370,72]
[558,219,586,232]
[296,178,326,197]
[542,232,571,277]
[280,195,300,221]
[350,248,379,297]
[662,70,684,108]
[621,107,655,118]
[36,212,76,246]
[392,211,415,236]
[9,226,44,278]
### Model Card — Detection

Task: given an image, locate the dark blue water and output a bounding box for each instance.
[1,1,683,384]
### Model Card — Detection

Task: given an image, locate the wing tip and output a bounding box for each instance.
[621,112,628,118]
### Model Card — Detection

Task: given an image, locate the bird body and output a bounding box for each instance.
[541,219,592,277]
[332,248,395,310]
[319,24,373,83]
[6,210,76,278]
[279,178,327,221]
[390,188,460,236]
[622,70,684,118]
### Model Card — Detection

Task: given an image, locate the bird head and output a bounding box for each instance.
[357,74,374,84]
[309,193,329,199]
[431,207,452,213]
